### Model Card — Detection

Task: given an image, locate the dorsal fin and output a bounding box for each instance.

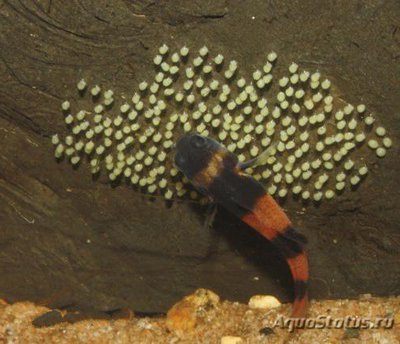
[238,144,277,171]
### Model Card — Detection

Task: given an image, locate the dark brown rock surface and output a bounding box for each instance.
[0,0,399,314]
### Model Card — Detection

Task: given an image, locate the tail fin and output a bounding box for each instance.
[268,227,309,318]
[240,194,309,318]
[287,252,308,318]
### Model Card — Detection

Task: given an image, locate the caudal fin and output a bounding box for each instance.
[240,195,309,318]
[287,251,308,318]
[270,226,309,318]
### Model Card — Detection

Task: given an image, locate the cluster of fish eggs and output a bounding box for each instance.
[52,44,393,203]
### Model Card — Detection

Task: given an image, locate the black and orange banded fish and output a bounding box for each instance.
[174,133,309,318]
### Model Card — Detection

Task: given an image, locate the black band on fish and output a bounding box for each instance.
[293,280,308,300]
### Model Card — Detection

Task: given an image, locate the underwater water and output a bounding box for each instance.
[0,0,399,334]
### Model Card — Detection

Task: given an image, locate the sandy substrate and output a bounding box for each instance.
[0,290,399,344]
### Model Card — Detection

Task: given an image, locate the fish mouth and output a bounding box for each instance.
[173,134,193,170]
[171,135,184,168]
[173,133,191,152]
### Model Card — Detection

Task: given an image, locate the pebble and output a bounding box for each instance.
[220,336,243,344]
[166,289,220,336]
[248,295,281,310]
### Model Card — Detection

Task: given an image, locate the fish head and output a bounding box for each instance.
[174,133,223,179]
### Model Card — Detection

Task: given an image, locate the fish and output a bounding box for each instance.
[174,133,308,318]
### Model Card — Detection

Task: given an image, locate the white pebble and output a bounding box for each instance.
[246,295,282,312]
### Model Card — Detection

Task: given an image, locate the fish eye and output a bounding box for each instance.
[190,134,206,148]
[174,154,186,168]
